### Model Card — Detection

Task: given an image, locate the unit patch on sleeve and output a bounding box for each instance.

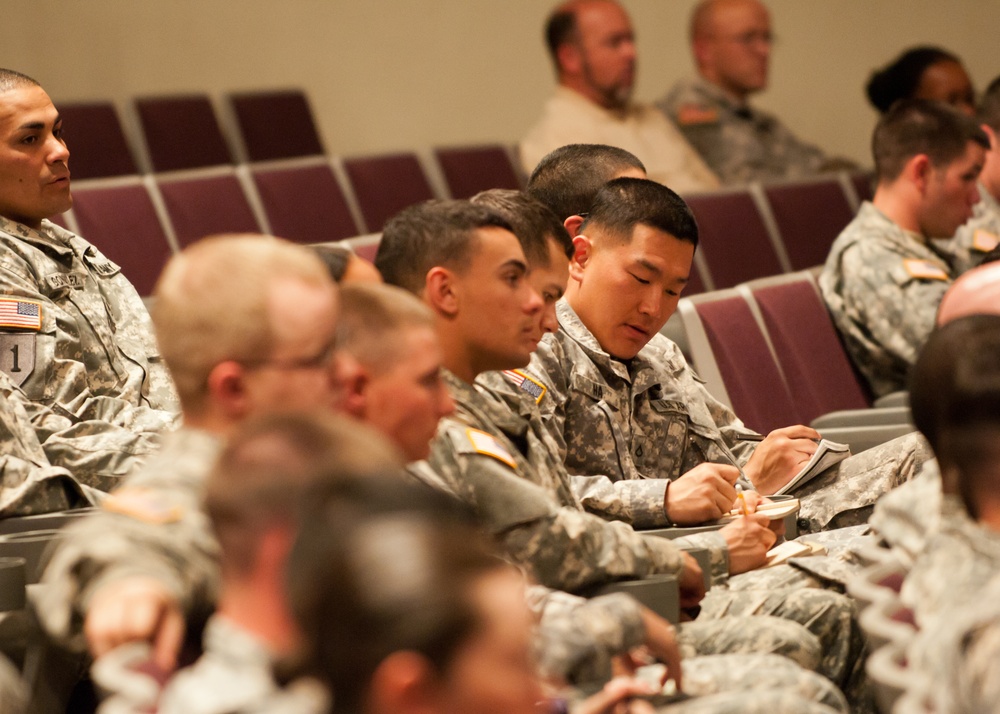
[502,369,547,404]
[465,428,518,470]
[903,259,950,282]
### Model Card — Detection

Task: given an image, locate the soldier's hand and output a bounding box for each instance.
[638,606,683,691]
[720,513,776,575]
[665,463,739,524]
[573,677,658,714]
[678,551,706,607]
[85,576,185,672]
[742,425,820,495]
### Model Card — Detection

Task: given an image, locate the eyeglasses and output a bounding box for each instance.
[237,336,338,371]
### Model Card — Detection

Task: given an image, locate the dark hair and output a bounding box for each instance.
[471,189,573,264]
[910,315,1000,518]
[582,177,699,247]
[375,200,513,295]
[872,99,989,182]
[286,477,497,712]
[978,75,1000,134]
[545,5,579,69]
[0,68,39,94]
[311,244,352,283]
[527,144,647,220]
[866,46,964,114]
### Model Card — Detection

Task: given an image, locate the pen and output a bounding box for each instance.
[736,484,749,516]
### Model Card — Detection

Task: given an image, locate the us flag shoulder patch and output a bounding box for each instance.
[502,369,546,403]
[0,298,42,330]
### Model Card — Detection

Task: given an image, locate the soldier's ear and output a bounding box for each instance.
[569,234,593,282]
[366,650,439,714]
[206,360,251,419]
[424,266,459,318]
[564,215,585,238]
[908,153,932,193]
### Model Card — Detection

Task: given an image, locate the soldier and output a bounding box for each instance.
[520,0,719,193]
[820,100,988,398]
[657,0,851,184]
[866,46,975,116]
[936,75,1000,275]
[0,69,178,478]
[115,413,397,714]
[336,283,455,463]
[38,234,350,674]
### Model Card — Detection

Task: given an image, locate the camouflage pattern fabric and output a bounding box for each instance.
[0,369,91,516]
[658,76,830,185]
[933,183,1000,275]
[37,429,222,652]
[868,457,943,563]
[527,300,926,534]
[819,202,956,398]
[0,217,178,412]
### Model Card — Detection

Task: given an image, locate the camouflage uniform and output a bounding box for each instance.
[519,87,721,194]
[657,76,831,185]
[37,429,222,653]
[156,616,328,714]
[0,369,92,516]
[526,300,927,535]
[934,183,1000,275]
[819,202,956,398]
[427,370,867,690]
[0,216,179,472]
[868,458,943,563]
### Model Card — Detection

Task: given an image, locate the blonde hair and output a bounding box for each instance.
[338,283,434,375]
[152,234,333,412]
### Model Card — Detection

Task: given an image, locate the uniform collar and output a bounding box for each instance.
[0,215,77,259]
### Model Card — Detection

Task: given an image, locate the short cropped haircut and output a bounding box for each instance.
[312,244,352,282]
[872,99,989,183]
[978,75,1000,134]
[527,144,647,220]
[866,46,963,114]
[0,68,39,94]
[471,189,573,266]
[206,412,404,576]
[338,283,434,375]
[582,177,699,247]
[152,234,333,412]
[375,200,513,296]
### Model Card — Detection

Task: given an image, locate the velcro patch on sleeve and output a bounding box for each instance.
[465,428,518,470]
[502,369,547,404]
[973,229,1000,253]
[675,104,719,125]
[903,259,950,282]
[102,488,183,525]
[0,298,41,330]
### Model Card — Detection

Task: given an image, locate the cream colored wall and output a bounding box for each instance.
[8,0,997,169]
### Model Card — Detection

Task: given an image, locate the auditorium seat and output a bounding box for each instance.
[434,144,523,198]
[135,95,234,172]
[346,233,382,263]
[244,158,361,244]
[739,272,875,420]
[56,101,139,179]
[71,177,178,295]
[343,152,437,232]
[229,89,325,162]
[154,168,265,247]
[677,289,799,433]
[683,188,788,289]
[761,177,855,270]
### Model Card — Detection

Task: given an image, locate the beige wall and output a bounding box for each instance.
[8,0,996,169]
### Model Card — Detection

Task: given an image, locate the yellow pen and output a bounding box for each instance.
[736,484,749,516]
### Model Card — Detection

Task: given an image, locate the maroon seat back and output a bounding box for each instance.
[250,162,359,244]
[136,95,232,172]
[230,90,324,162]
[156,173,260,246]
[763,179,855,270]
[343,153,436,232]
[57,102,139,179]
[434,145,522,199]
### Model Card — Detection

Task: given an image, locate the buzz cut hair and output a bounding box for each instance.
[470,189,573,266]
[582,177,699,247]
[978,74,1000,134]
[527,144,647,221]
[337,283,434,376]
[375,200,513,296]
[0,69,39,94]
[873,99,989,182]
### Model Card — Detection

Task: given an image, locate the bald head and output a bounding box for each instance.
[691,0,771,101]
[937,261,1000,326]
